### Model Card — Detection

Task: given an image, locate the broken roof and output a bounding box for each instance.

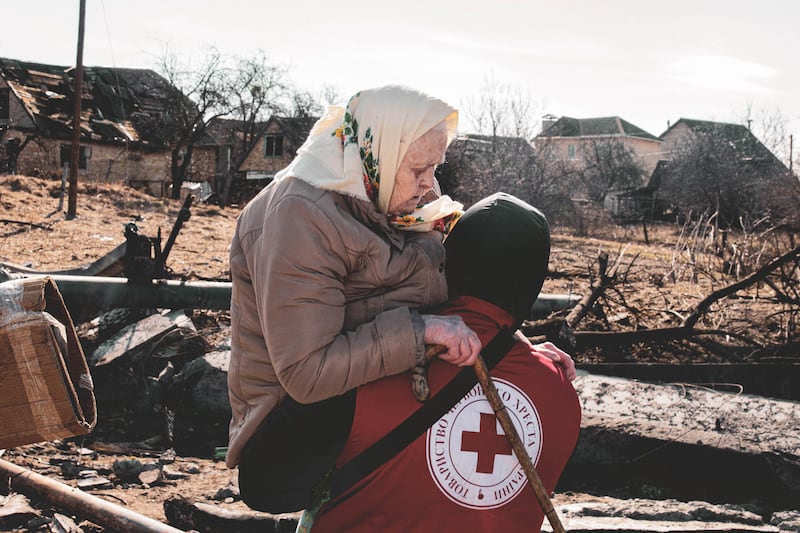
[538,116,659,141]
[449,133,535,155]
[0,57,178,148]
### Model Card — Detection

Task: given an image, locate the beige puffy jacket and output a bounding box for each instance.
[226,176,448,467]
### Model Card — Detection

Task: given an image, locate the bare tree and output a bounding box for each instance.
[659,129,798,229]
[514,140,579,224]
[287,90,323,118]
[151,47,231,199]
[0,126,39,175]
[454,76,646,225]
[461,73,539,139]
[152,46,290,199]
[227,50,289,157]
[440,74,579,217]
[285,84,343,118]
[738,102,790,166]
[578,138,645,203]
[318,84,343,107]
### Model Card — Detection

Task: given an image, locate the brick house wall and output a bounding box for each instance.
[237,119,296,180]
[13,139,171,194]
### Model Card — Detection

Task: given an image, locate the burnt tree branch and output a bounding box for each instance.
[527,245,800,357]
[763,278,800,306]
[0,219,52,231]
[573,327,762,350]
[682,244,800,329]
[565,252,614,329]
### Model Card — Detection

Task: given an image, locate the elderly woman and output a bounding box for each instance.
[226,86,482,508]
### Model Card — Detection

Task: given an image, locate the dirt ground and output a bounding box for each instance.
[1,174,798,530]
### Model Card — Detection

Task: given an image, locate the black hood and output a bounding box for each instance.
[444,192,550,329]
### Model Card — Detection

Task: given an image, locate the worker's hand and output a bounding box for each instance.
[421,314,481,367]
[528,340,577,381]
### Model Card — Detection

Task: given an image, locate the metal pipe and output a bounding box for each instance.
[1,272,576,317]
[1,274,232,312]
[0,458,186,533]
[54,275,232,311]
[531,293,579,319]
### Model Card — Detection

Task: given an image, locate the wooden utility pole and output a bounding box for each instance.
[67,0,86,219]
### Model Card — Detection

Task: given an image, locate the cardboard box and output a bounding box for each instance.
[0,277,96,449]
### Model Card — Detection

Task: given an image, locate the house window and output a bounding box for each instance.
[60,144,90,169]
[0,88,9,119]
[264,134,284,157]
[567,144,576,160]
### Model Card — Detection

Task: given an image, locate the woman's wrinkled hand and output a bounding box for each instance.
[421,314,481,366]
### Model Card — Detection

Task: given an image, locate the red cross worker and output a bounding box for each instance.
[312,193,582,532]
[312,298,582,532]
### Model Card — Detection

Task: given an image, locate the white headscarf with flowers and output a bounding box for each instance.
[273,85,462,232]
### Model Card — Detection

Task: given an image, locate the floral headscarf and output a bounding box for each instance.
[274,85,462,232]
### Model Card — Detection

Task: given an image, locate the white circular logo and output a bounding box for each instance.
[425,378,543,509]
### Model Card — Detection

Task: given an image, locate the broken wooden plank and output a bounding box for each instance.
[89,310,196,366]
[51,512,83,533]
[0,493,39,530]
[50,513,83,533]
[163,495,300,533]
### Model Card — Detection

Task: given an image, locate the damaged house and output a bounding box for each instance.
[231,114,318,201]
[0,57,214,197]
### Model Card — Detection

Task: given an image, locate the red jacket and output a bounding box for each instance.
[313,296,582,532]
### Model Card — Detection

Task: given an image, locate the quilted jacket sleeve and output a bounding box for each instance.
[245,194,422,404]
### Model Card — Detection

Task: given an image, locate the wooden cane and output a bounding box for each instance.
[425,345,567,533]
[474,354,567,533]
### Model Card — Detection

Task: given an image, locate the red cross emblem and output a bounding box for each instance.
[460,412,513,473]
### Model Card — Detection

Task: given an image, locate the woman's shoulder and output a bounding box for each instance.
[279,177,391,232]
[239,177,331,220]
[239,176,378,238]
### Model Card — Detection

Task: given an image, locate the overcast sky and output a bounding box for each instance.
[2,0,798,146]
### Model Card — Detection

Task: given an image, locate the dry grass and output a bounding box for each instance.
[1,175,236,280]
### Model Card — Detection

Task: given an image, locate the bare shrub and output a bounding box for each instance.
[662,211,783,286]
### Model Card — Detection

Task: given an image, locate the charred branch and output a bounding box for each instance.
[682,244,800,329]
[526,244,800,359]
[0,219,52,231]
